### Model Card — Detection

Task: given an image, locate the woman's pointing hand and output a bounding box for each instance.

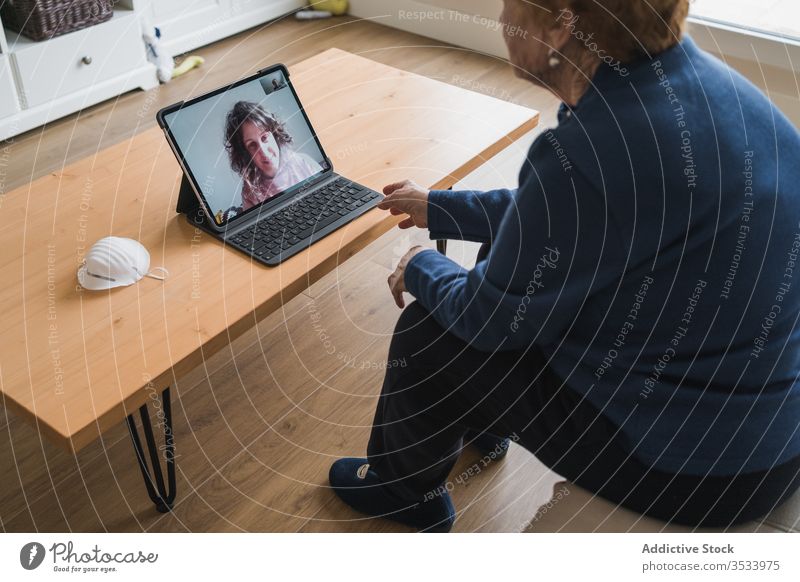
[377,179,430,230]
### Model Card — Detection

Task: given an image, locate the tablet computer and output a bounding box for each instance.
[156,64,332,233]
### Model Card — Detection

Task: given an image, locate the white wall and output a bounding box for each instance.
[416,0,499,17]
[349,0,800,127]
[349,0,507,58]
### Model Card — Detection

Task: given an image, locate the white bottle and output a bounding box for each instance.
[295,9,333,20]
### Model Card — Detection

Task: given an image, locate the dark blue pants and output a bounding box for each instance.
[367,301,800,527]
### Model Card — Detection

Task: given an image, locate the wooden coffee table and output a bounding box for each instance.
[0,48,539,512]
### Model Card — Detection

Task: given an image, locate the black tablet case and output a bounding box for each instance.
[175,173,225,239]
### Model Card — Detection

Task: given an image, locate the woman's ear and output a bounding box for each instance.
[546,19,573,56]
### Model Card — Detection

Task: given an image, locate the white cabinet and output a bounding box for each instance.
[230,0,275,13]
[147,0,229,52]
[10,11,149,109]
[0,55,19,119]
[145,0,307,56]
[150,0,226,21]
[0,0,305,141]
[0,5,157,141]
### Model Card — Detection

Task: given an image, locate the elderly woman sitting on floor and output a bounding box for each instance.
[329,0,800,532]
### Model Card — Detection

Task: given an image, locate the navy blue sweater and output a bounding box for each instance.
[404,36,800,475]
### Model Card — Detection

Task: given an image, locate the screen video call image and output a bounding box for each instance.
[164,70,328,225]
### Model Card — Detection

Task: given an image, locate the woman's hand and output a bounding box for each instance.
[377,180,430,229]
[388,246,429,308]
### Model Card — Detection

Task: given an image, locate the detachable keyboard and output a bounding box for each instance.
[224,176,383,266]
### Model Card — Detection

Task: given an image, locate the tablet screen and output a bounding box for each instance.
[162,68,330,226]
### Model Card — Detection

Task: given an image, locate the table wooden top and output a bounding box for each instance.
[0,48,539,453]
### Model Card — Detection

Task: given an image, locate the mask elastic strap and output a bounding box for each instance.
[145,267,169,281]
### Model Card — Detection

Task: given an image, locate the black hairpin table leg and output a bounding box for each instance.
[126,387,176,513]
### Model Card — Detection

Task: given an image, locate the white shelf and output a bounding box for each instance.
[0,0,303,140]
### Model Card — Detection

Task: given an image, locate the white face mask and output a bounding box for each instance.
[77,236,168,291]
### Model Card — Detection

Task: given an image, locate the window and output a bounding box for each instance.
[690,0,800,42]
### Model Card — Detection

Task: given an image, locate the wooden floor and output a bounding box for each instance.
[1,15,797,533]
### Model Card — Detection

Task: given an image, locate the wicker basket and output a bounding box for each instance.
[1,0,114,42]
